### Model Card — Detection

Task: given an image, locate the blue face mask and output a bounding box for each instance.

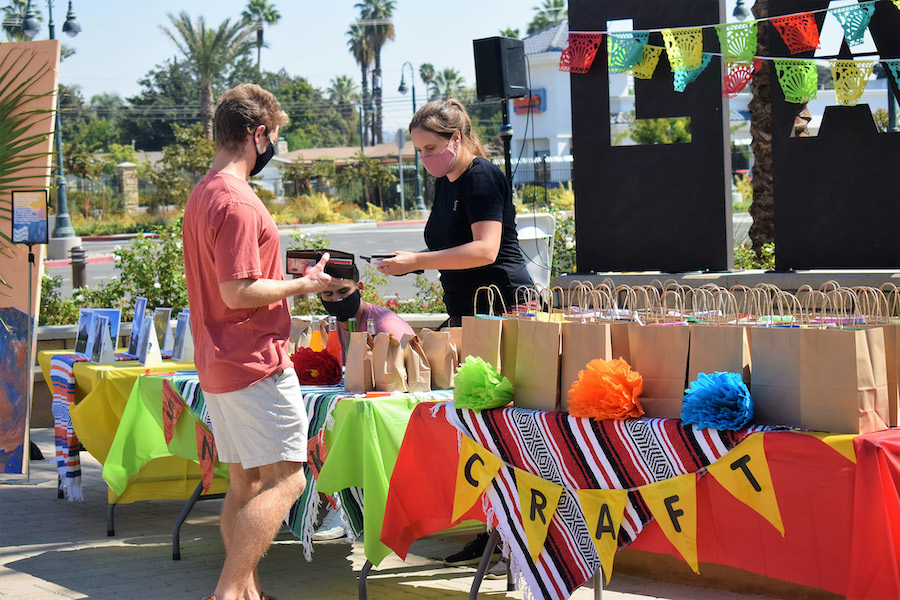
[249,130,275,177]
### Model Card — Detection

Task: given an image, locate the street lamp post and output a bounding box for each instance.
[398,61,425,213]
[22,0,81,249]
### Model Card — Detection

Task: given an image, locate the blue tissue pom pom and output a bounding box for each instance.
[681,371,753,431]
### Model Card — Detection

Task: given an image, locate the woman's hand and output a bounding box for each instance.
[378,251,419,276]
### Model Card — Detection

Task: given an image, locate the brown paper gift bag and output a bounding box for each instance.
[882,323,900,427]
[373,333,408,392]
[419,328,459,390]
[627,323,690,418]
[344,332,375,394]
[461,315,502,369]
[559,320,612,412]
[799,326,889,434]
[289,316,312,353]
[513,317,562,411]
[401,334,431,393]
[687,325,752,386]
[749,326,803,428]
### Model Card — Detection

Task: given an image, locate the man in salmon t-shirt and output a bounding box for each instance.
[182,83,333,600]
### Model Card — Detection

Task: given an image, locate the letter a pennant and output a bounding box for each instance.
[707,433,784,535]
[640,473,699,573]
[452,435,503,522]
[576,488,628,584]
[515,468,563,562]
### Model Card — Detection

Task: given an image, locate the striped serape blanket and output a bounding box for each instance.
[49,352,133,501]
[442,404,767,600]
[285,386,355,561]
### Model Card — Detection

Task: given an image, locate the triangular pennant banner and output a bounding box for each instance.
[662,27,703,71]
[771,13,820,54]
[559,32,604,74]
[674,52,713,92]
[831,60,875,106]
[894,0,900,10]
[707,433,784,535]
[774,59,818,103]
[161,379,185,445]
[195,421,217,493]
[515,467,563,562]
[831,2,875,48]
[886,60,900,92]
[798,431,858,464]
[640,473,699,573]
[576,488,629,584]
[608,32,649,74]
[452,435,503,522]
[715,21,758,63]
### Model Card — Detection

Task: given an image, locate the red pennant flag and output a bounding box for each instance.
[770,13,820,54]
[307,431,337,508]
[162,379,185,445]
[195,422,217,493]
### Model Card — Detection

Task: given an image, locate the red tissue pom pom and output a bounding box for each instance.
[290,347,342,385]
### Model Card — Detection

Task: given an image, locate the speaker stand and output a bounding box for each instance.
[499,99,513,190]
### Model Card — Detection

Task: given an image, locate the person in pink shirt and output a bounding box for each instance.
[312,256,414,541]
[318,259,414,353]
[183,83,333,600]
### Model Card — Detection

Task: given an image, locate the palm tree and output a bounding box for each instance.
[2,0,38,42]
[328,74,358,122]
[354,0,395,144]
[241,0,281,75]
[500,27,520,39]
[431,68,465,101]
[527,0,567,35]
[347,22,373,145]
[747,0,774,256]
[160,11,254,139]
[419,63,435,99]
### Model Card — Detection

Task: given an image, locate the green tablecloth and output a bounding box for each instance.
[315,391,453,566]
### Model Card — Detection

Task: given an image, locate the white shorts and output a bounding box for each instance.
[203,367,309,469]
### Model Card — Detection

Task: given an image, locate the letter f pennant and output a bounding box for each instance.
[452,435,503,522]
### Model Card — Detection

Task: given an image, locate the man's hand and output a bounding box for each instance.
[303,252,333,289]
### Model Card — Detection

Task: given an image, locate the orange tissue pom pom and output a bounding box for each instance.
[567,358,644,421]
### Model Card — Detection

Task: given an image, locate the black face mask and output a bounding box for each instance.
[321,289,362,322]
[249,133,275,177]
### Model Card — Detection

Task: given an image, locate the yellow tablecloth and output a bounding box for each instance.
[37,350,227,503]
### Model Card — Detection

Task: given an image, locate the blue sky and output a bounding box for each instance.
[53,0,536,134]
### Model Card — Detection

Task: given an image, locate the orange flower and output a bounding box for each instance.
[290,347,342,385]
[567,358,644,421]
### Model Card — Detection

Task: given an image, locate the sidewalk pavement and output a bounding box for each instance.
[1,429,780,600]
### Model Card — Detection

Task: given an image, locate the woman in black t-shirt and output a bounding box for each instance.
[377,99,532,326]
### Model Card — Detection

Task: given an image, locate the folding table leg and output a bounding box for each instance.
[593,568,603,600]
[172,481,205,560]
[358,559,373,600]
[469,529,501,600]
[107,502,116,536]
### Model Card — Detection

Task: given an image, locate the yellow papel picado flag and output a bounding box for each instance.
[515,467,564,562]
[640,473,699,573]
[576,488,628,584]
[452,435,504,522]
[707,433,784,535]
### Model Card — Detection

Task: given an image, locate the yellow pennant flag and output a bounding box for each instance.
[797,431,857,464]
[452,435,504,522]
[640,473,699,573]
[515,468,563,562]
[576,488,628,584]
[707,433,784,536]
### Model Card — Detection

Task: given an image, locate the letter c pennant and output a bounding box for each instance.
[452,435,503,522]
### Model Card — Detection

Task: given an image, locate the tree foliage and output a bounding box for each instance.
[335,152,396,207]
[142,123,214,213]
[527,0,567,35]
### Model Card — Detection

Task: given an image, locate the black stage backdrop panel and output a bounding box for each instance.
[770,0,900,270]
[570,0,731,273]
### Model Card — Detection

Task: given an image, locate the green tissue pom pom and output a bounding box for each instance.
[453,355,515,412]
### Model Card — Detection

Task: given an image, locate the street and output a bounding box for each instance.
[43,222,436,301]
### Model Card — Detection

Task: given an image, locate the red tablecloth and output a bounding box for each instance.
[383,403,897,600]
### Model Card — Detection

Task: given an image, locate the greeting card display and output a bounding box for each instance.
[74,308,121,356]
[137,314,163,367]
[87,314,115,364]
[127,297,148,357]
[153,307,173,352]
[172,309,194,361]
